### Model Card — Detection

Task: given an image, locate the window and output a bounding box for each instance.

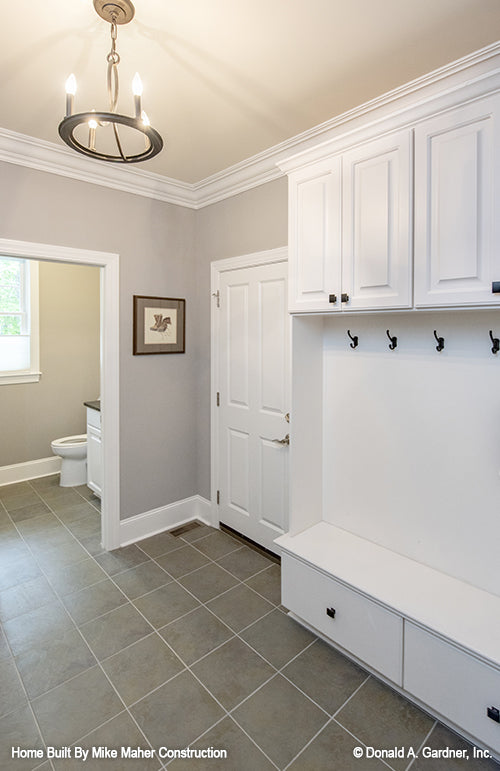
[0,256,40,384]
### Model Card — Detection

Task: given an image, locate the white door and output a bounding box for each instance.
[216,260,289,553]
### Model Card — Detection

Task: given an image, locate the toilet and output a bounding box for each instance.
[50,434,87,487]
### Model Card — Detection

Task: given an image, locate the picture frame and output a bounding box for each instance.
[133,295,186,355]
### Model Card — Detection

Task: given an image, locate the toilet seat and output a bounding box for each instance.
[51,434,87,448]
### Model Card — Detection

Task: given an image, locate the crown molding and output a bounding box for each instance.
[0,127,198,208]
[1,41,500,210]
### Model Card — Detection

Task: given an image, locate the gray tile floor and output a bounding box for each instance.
[0,475,499,770]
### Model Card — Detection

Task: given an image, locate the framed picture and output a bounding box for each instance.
[133,295,186,355]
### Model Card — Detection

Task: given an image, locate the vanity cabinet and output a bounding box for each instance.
[288,130,412,313]
[86,406,102,498]
[414,93,500,307]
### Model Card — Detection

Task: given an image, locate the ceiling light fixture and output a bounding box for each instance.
[58,0,163,163]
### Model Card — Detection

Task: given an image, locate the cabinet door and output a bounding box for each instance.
[87,424,102,498]
[342,130,412,310]
[414,94,500,307]
[289,157,342,312]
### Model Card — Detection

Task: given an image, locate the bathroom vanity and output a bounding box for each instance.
[84,401,101,498]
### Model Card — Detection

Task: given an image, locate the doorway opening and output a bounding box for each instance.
[0,238,120,550]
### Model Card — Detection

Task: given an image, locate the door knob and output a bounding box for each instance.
[272,433,290,446]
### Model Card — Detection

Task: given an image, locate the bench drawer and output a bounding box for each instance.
[282,554,403,685]
[405,622,500,754]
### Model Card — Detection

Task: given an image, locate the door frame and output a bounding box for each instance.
[210,246,288,529]
[0,237,120,550]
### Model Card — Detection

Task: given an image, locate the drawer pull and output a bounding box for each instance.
[487,706,500,723]
[328,294,337,304]
[341,293,349,303]
[326,607,336,619]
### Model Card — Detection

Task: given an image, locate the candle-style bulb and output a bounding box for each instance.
[65,74,77,117]
[132,73,143,96]
[132,73,143,118]
[65,74,77,95]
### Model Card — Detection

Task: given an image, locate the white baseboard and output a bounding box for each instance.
[119,495,214,547]
[0,456,61,486]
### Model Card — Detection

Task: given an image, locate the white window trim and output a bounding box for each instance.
[0,259,40,385]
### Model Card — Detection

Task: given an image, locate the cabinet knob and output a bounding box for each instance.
[329,294,337,304]
[487,706,500,723]
[326,607,336,619]
[341,293,350,303]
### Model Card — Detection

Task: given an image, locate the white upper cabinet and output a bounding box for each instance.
[289,157,342,312]
[414,94,500,307]
[342,131,412,311]
[288,130,412,313]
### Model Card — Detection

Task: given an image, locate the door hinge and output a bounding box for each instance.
[212,290,220,308]
[216,490,220,504]
[216,392,220,406]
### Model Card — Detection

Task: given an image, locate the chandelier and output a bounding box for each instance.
[58,0,163,163]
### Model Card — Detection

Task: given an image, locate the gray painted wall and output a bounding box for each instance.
[0,161,287,518]
[0,162,196,519]
[0,260,100,466]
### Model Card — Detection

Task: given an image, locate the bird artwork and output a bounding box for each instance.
[150,314,171,333]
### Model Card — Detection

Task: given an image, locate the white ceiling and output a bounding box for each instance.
[3,0,500,183]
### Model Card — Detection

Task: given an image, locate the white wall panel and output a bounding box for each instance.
[322,311,500,596]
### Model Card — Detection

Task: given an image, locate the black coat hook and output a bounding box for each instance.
[386,329,397,350]
[347,330,358,349]
[489,330,499,354]
[433,330,445,352]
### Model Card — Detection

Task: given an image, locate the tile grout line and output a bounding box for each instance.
[281,716,334,771]
[404,720,438,771]
[163,712,280,770]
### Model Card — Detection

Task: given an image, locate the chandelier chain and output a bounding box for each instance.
[106,21,120,114]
